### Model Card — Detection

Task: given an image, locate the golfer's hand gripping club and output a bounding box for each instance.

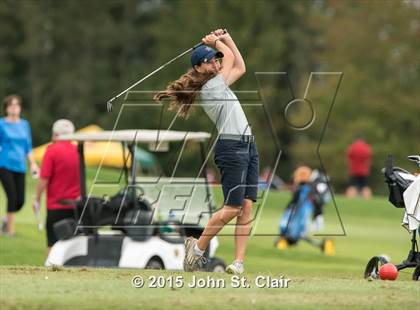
[106,29,227,112]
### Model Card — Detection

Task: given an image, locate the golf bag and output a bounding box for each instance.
[383,155,415,209]
[279,169,332,244]
[76,189,152,227]
[276,170,335,255]
[310,170,332,231]
[54,188,154,241]
[279,183,315,244]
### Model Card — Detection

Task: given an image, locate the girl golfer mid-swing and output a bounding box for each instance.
[154,29,259,274]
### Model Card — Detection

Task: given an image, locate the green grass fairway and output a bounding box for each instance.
[1,168,419,309]
[1,267,419,309]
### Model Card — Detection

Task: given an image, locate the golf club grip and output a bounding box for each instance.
[192,29,228,50]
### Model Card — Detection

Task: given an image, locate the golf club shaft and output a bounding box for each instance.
[107,29,227,111]
[36,212,43,231]
[33,202,43,231]
[106,42,204,111]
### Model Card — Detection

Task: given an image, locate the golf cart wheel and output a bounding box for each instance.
[145,257,164,270]
[412,264,420,281]
[206,257,226,273]
[364,255,390,280]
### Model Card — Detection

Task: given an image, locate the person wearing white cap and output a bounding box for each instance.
[34,119,80,252]
[52,119,75,136]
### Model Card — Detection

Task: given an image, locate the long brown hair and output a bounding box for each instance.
[2,94,22,116]
[154,69,216,118]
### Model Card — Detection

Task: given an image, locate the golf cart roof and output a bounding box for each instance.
[58,129,211,143]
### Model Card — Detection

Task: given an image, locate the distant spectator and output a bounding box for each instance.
[260,166,284,190]
[34,119,80,251]
[0,95,39,237]
[345,136,373,198]
[206,168,217,184]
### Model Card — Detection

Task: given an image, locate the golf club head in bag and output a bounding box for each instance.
[408,155,420,169]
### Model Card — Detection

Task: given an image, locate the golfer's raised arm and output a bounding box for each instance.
[202,34,234,83]
[215,31,245,70]
[214,29,245,85]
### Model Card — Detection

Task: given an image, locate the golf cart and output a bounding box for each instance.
[46,129,226,272]
[364,155,420,281]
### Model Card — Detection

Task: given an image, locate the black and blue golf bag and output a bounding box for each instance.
[279,183,314,244]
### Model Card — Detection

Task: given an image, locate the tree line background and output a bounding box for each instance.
[1,0,419,193]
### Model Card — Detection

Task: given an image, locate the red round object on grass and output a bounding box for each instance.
[379,263,398,280]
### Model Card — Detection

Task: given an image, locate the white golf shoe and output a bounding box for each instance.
[226,260,245,275]
[183,237,207,272]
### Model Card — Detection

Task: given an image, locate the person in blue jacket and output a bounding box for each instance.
[0,95,39,236]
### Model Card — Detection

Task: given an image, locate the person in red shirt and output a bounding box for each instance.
[34,119,80,251]
[345,136,373,198]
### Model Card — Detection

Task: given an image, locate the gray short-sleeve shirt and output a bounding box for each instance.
[200,74,252,135]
